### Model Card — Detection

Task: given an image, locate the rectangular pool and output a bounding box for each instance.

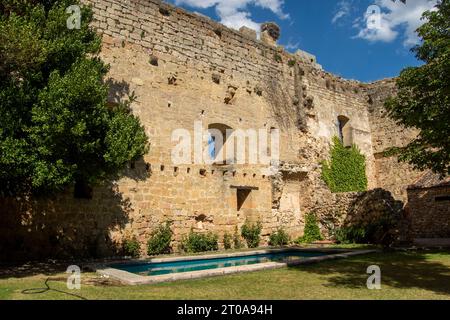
[112,250,329,276]
[92,248,377,285]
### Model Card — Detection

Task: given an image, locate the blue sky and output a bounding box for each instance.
[166,0,438,82]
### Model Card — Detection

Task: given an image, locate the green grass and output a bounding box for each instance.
[1,250,449,300]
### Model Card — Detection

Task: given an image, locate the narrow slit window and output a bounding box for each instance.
[337,115,352,147]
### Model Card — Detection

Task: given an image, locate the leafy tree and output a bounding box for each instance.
[0,0,148,196]
[385,0,449,176]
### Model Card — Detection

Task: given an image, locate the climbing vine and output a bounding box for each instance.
[321,137,368,193]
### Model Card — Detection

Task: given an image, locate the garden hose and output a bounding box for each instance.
[21,278,87,300]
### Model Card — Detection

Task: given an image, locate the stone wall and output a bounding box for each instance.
[0,185,129,261]
[365,79,423,201]
[83,0,379,244]
[0,0,429,260]
[408,186,450,239]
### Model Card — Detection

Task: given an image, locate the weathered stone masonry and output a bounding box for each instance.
[0,0,435,260]
[407,173,450,239]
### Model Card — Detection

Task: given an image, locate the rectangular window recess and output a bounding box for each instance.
[237,188,252,211]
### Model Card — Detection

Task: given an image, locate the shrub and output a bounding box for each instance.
[269,228,290,246]
[233,226,244,249]
[147,222,173,256]
[336,215,399,246]
[297,213,323,244]
[288,59,297,67]
[321,215,340,241]
[182,231,219,253]
[123,236,141,258]
[241,221,262,248]
[335,226,367,244]
[321,136,368,193]
[274,53,283,63]
[223,232,232,250]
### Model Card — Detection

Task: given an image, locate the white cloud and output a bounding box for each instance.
[284,39,300,51]
[332,0,352,24]
[174,0,288,31]
[354,0,438,46]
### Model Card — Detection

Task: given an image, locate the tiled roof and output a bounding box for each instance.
[409,171,450,189]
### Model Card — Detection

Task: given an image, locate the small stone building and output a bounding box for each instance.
[407,172,450,245]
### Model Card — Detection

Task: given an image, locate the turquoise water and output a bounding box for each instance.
[113,251,328,276]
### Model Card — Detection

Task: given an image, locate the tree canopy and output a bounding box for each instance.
[0,0,149,196]
[385,0,449,176]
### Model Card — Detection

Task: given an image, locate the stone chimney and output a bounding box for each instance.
[260,22,280,46]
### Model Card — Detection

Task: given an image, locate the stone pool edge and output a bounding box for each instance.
[89,248,378,286]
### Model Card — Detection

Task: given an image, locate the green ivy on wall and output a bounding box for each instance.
[321,136,368,193]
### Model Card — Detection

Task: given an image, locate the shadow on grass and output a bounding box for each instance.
[0,261,84,280]
[290,250,450,295]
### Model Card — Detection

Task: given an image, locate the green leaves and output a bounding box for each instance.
[104,109,149,170]
[241,221,262,248]
[147,222,173,256]
[269,228,290,246]
[123,236,141,258]
[385,1,450,176]
[0,1,148,196]
[296,213,323,244]
[321,137,368,193]
[181,230,219,253]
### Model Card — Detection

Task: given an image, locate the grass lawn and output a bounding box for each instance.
[1,249,449,300]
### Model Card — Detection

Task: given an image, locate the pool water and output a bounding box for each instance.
[113,251,328,276]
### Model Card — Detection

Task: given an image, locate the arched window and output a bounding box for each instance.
[337,115,352,147]
[208,123,233,164]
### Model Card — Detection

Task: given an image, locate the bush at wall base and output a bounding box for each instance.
[335,218,400,247]
[182,230,219,253]
[123,236,141,258]
[269,228,290,246]
[296,213,323,244]
[233,226,244,249]
[223,232,233,250]
[147,222,173,256]
[241,221,262,248]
